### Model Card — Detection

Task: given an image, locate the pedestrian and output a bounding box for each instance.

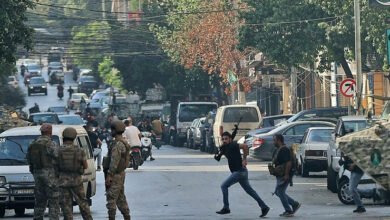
[271,134,300,217]
[214,131,270,218]
[26,123,60,220]
[123,117,141,148]
[67,86,74,99]
[80,96,86,112]
[58,127,92,220]
[87,123,103,171]
[103,120,131,220]
[339,155,373,213]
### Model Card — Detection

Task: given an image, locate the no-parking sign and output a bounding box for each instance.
[340,79,356,98]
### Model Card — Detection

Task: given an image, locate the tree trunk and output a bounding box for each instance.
[338,56,354,79]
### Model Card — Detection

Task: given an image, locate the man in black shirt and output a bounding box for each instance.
[87,124,102,171]
[272,134,300,217]
[214,131,270,217]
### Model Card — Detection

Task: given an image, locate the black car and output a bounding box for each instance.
[261,114,293,127]
[78,80,99,96]
[249,121,336,160]
[48,61,63,73]
[28,112,62,125]
[27,77,47,96]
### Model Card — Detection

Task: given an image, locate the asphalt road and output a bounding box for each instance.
[4,145,390,220]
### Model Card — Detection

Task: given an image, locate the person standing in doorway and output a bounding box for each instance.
[214,131,270,218]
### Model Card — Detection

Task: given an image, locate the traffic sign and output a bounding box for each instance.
[340,79,356,98]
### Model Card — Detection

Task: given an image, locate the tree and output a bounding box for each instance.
[0,0,35,65]
[98,57,122,89]
[240,0,390,78]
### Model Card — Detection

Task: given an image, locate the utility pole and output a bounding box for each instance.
[354,0,362,113]
[102,0,106,19]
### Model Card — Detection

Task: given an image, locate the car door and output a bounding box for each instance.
[76,135,96,196]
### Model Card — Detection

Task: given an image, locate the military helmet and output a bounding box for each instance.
[40,123,52,133]
[111,120,126,133]
[63,127,77,139]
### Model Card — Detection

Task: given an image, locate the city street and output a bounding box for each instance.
[3,144,390,220]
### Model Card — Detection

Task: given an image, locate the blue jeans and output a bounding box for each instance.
[221,168,268,209]
[275,177,296,212]
[349,171,373,208]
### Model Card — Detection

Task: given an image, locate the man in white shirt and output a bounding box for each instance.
[123,118,141,147]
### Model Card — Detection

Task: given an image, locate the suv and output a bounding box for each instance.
[27,77,47,96]
[326,116,374,193]
[28,112,62,125]
[78,80,99,96]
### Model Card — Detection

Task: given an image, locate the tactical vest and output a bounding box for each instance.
[58,146,83,174]
[28,139,51,170]
[103,139,131,173]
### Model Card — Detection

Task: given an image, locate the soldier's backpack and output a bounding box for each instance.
[58,146,83,174]
[27,139,51,171]
[116,139,131,173]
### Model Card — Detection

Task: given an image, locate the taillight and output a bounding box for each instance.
[252,138,265,149]
[219,126,223,136]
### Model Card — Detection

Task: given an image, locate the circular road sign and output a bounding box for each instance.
[340,78,356,98]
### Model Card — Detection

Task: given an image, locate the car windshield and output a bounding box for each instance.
[30,78,45,84]
[342,120,368,135]
[92,92,108,100]
[49,107,66,113]
[307,129,333,143]
[28,64,40,70]
[72,94,86,100]
[7,76,15,82]
[59,115,84,125]
[178,104,217,122]
[0,135,59,165]
[223,107,259,123]
[31,114,58,124]
[49,62,61,66]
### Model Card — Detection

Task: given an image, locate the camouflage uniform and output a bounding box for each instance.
[106,136,131,220]
[27,135,60,220]
[58,143,92,220]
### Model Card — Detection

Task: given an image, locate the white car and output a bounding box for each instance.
[68,93,89,110]
[296,127,333,177]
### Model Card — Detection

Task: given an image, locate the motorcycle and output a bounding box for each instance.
[128,146,143,170]
[57,91,64,100]
[154,134,162,149]
[141,131,153,161]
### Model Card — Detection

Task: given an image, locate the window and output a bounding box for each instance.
[223,107,259,123]
[284,124,311,136]
[178,104,218,122]
[77,135,92,159]
[307,129,332,143]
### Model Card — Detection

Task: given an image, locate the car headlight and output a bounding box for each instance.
[42,86,46,88]
[0,176,6,185]
[29,86,33,89]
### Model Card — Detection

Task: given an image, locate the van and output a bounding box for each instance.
[213,105,262,147]
[0,125,96,218]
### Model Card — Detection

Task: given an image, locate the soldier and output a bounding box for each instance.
[27,123,60,220]
[58,127,92,220]
[104,120,131,220]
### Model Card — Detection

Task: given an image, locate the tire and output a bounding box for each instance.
[327,165,338,193]
[44,90,47,96]
[14,207,25,217]
[133,157,139,170]
[338,179,354,205]
[0,206,5,218]
[301,159,309,177]
[86,184,92,206]
[200,136,206,152]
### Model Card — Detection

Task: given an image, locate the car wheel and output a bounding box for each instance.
[186,137,191,148]
[14,207,25,216]
[301,160,309,177]
[327,165,338,193]
[44,90,47,96]
[201,136,206,152]
[0,206,5,218]
[338,179,354,205]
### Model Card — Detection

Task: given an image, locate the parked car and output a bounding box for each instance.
[203,111,216,153]
[68,93,89,110]
[213,105,262,147]
[49,70,64,84]
[326,116,375,193]
[250,121,336,160]
[28,112,62,125]
[7,75,18,88]
[47,106,69,115]
[58,114,85,126]
[186,118,200,149]
[277,107,352,126]
[27,76,47,96]
[295,127,334,177]
[261,114,293,127]
[192,117,206,150]
[48,61,63,73]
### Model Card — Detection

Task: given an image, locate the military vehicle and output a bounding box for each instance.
[0,106,30,133]
[337,102,390,202]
